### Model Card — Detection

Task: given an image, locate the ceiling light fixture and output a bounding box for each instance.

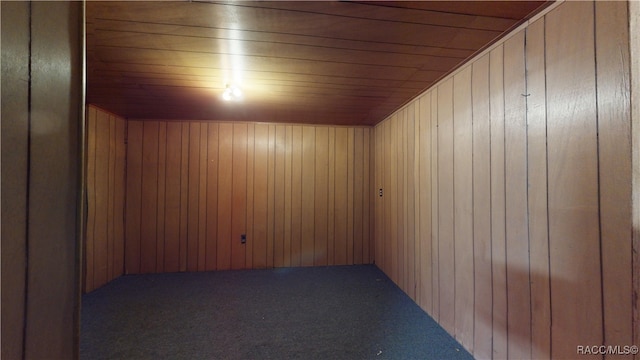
[222,84,242,101]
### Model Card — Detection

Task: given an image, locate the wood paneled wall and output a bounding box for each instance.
[374,2,636,359]
[1,2,82,358]
[125,121,374,273]
[84,105,126,293]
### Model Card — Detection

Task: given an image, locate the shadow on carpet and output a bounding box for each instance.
[81,265,473,360]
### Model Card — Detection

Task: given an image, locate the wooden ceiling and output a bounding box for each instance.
[87,1,550,126]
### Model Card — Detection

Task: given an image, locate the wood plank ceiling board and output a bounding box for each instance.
[87,0,551,126]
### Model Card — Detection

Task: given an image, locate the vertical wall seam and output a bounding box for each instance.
[470,63,477,355]
[592,0,607,347]
[523,27,534,360]
[502,43,509,357]
[22,2,33,357]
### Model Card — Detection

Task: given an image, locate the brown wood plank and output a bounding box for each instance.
[290,126,303,267]
[283,125,293,267]
[363,128,371,264]
[374,123,384,271]
[430,89,440,322]
[205,123,219,271]
[546,3,602,357]
[489,44,508,359]
[197,124,208,271]
[85,107,97,291]
[164,122,182,272]
[155,122,167,273]
[595,2,634,357]
[334,127,349,266]
[385,119,395,279]
[503,31,531,359]
[231,123,248,270]
[301,126,316,266]
[179,123,190,271]
[245,123,255,269]
[407,104,417,299]
[114,115,126,277]
[347,128,355,265]
[394,114,403,286]
[274,125,286,267]
[187,122,201,272]
[437,78,455,335]
[525,17,551,360]
[453,66,474,351]
[253,123,269,268]
[266,124,277,268]
[94,110,110,285]
[125,121,143,274]
[107,115,116,280]
[217,123,233,270]
[471,54,493,360]
[327,127,336,265]
[418,94,433,314]
[353,128,364,265]
[140,121,159,274]
[314,126,329,266]
[629,3,640,355]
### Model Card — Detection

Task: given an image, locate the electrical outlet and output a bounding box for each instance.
[241,234,246,244]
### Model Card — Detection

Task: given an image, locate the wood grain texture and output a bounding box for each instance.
[525,18,551,360]
[630,2,640,356]
[418,94,432,315]
[546,3,602,357]
[489,44,508,360]
[94,110,110,285]
[437,78,455,335]
[453,66,474,352]
[85,108,97,291]
[471,54,492,360]
[430,88,440,323]
[123,120,372,274]
[503,31,531,360]
[125,121,143,274]
[595,2,633,357]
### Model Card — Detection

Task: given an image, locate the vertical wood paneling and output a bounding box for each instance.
[430,89,440,322]
[347,128,355,264]
[406,106,416,300]
[107,116,116,279]
[266,125,276,268]
[253,124,269,268]
[363,129,371,264]
[327,128,336,266]
[437,78,455,335]
[206,123,219,271]
[290,126,303,267]
[471,54,493,360]
[525,18,551,360]
[156,122,167,273]
[125,121,143,274]
[114,116,126,277]
[374,123,384,271]
[453,67,474,352]
[274,125,286,267]
[94,111,110,285]
[372,4,634,360]
[85,109,97,290]
[179,123,189,271]
[301,126,316,266]
[418,94,432,314]
[489,44,508,360]
[503,31,531,359]
[335,127,348,266]
[165,122,182,272]
[141,121,159,274]
[283,125,293,267]
[546,3,602,358]
[353,128,364,265]
[187,123,201,272]
[198,125,208,271]
[245,124,255,269]
[231,124,248,270]
[595,2,633,355]
[217,123,233,270]
[314,127,329,266]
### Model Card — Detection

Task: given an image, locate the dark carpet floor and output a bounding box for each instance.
[81,265,473,360]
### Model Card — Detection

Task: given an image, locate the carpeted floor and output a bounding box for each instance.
[81,265,473,360]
